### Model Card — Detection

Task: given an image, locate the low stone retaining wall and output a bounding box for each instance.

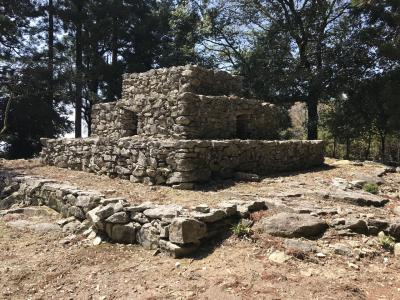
[40,137,324,188]
[0,172,267,257]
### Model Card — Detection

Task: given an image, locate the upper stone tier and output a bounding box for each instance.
[91,65,284,140]
[121,65,243,99]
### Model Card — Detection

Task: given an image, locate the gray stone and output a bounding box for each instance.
[158,239,199,258]
[68,206,85,220]
[322,190,389,207]
[136,223,160,249]
[217,202,237,216]
[394,243,400,257]
[262,213,328,238]
[233,172,261,182]
[105,212,129,224]
[388,222,400,240]
[63,220,81,233]
[268,250,290,263]
[130,212,150,224]
[57,216,76,227]
[333,243,353,256]
[95,202,123,220]
[125,202,156,213]
[344,218,368,234]
[110,222,138,244]
[143,204,182,219]
[169,217,207,244]
[193,204,210,213]
[228,200,267,217]
[191,209,226,223]
[100,198,126,205]
[95,204,115,220]
[284,239,319,253]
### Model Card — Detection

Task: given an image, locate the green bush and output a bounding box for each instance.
[378,233,395,251]
[231,223,251,238]
[363,182,379,194]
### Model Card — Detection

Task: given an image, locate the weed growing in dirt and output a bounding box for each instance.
[363,182,379,194]
[231,223,252,238]
[378,233,395,251]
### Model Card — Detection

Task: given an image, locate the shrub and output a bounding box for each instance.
[378,233,395,251]
[231,223,252,238]
[363,182,379,194]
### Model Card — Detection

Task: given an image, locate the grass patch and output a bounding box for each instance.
[363,182,379,194]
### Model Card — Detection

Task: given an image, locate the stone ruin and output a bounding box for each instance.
[2,66,328,257]
[40,65,324,189]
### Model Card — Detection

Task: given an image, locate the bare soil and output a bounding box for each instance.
[1,158,400,299]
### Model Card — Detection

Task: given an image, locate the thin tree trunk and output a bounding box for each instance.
[0,96,13,137]
[333,137,337,158]
[345,138,351,160]
[75,15,83,138]
[380,133,386,163]
[48,0,54,103]
[307,98,318,140]
[365,131,372,160]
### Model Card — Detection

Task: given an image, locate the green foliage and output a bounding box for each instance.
[231,223,251,238]
[363,183,379,195]
[378,233,395,251]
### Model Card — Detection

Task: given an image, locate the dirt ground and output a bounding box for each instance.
[1,158,400,299]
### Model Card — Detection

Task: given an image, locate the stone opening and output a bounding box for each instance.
[120,109,138,137]
[236,114,250,139]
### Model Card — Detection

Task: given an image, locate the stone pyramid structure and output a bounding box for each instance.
[41,65,324,189]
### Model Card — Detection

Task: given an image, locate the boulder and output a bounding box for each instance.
[262,213,328,238]
[169,217,207,244]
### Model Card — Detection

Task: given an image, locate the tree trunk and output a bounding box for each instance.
[365,131,372,161]
[307,98,318,140]
[380,133,386,163]
[333,137,337,158]
[345,138,351,160]
[75,16,83,138]
[48,0,54,103]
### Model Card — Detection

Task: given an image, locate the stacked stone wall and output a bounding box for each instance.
[121,65,243,99]
[40,137,324,188]
[91,102,137,138]
[0,172,267,257]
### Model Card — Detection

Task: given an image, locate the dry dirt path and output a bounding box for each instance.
[1,158,400,299]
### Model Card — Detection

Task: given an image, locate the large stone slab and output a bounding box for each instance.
[320,190,389,207]
[262,213,328,238]
[169,217,207,244]
[109,222,139,244]
[143,205,183,219]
